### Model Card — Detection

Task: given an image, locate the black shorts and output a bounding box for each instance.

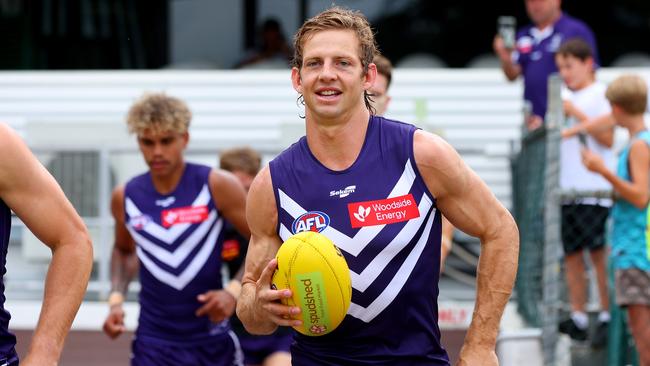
[561,204,609,254]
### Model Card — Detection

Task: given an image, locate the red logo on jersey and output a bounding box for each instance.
[221,239,241,261]
[161,205,208,227]
[517,36,533,54]
[348,194,420,228]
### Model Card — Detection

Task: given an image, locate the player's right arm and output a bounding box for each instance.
[493,35,521,81]
[236,167,302,335]
[102,185,138,339]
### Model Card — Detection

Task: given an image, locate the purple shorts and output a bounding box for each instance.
[131,331,243,366]
[239,332,293,365]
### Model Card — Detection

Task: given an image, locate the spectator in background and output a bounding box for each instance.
[581,75,650,365]
[555,39,613,347]
[236,18,292,69]
[220,147,292,366]
[493,0,598,130]
[369,54,393,116]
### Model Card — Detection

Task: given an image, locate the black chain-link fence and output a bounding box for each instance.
[512,74,640,365]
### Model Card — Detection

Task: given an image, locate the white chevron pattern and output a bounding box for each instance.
[276,158,435,323]
[125,184,212,245]
[278,159,417,256]
[136,218,222,291]
[350,196,433,292]
[347,210,435,322]
[128,211,220,268]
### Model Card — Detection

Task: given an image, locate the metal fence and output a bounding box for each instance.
[512,74,643,365]
[511,117,563,365]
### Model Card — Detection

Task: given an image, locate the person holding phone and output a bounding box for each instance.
[555,38,615,347]
[493,0,599,130]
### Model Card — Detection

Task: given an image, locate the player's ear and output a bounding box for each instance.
[181,131,189,147]
[363,63,377,91]
[291,67,303,94]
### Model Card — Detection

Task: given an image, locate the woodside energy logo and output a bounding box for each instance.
[347,194,420,228]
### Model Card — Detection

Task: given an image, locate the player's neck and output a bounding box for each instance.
[150,161,186,195]
[626,118,646,136]
[305,108,370,171]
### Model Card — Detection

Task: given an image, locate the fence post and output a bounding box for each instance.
[540,73,563,365]
[97,148,112,299]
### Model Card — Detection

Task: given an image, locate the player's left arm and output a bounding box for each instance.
[0,124,93,365]
[195,169,250,322]
[413,130,519,365]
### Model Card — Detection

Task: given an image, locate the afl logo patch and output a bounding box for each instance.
[292,211,330,234]
[129,214,152,230]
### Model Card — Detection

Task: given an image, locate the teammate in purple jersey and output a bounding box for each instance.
[219,147,292,366]
[0,123,93,365]
[237,7,519,366]
[102,93,249,366]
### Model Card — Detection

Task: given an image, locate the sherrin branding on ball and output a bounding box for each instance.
[271,231,351,336]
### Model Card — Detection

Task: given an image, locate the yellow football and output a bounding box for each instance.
[271,231,352,336]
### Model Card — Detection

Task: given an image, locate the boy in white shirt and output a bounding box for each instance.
[555,38,615,347]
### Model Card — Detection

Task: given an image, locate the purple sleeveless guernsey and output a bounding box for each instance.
[269,116,450,365]
[124,163,232,346]
[0,200,18,365]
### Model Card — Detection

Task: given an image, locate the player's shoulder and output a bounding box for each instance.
[111,184,126,202]
[124,170,151,191]
[413,130,465,180]
[376,115,414,127]
[246,166,277,223]
[371,116,419,146]
[249,165,273,196]
[0,123,22,155]
[208,166,241,190]
[0,123,13,137]
[413,129,457,160]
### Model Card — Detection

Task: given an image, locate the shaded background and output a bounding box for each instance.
[1,0,648,70]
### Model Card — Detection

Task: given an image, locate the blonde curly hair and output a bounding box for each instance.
[126,93,192,135]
